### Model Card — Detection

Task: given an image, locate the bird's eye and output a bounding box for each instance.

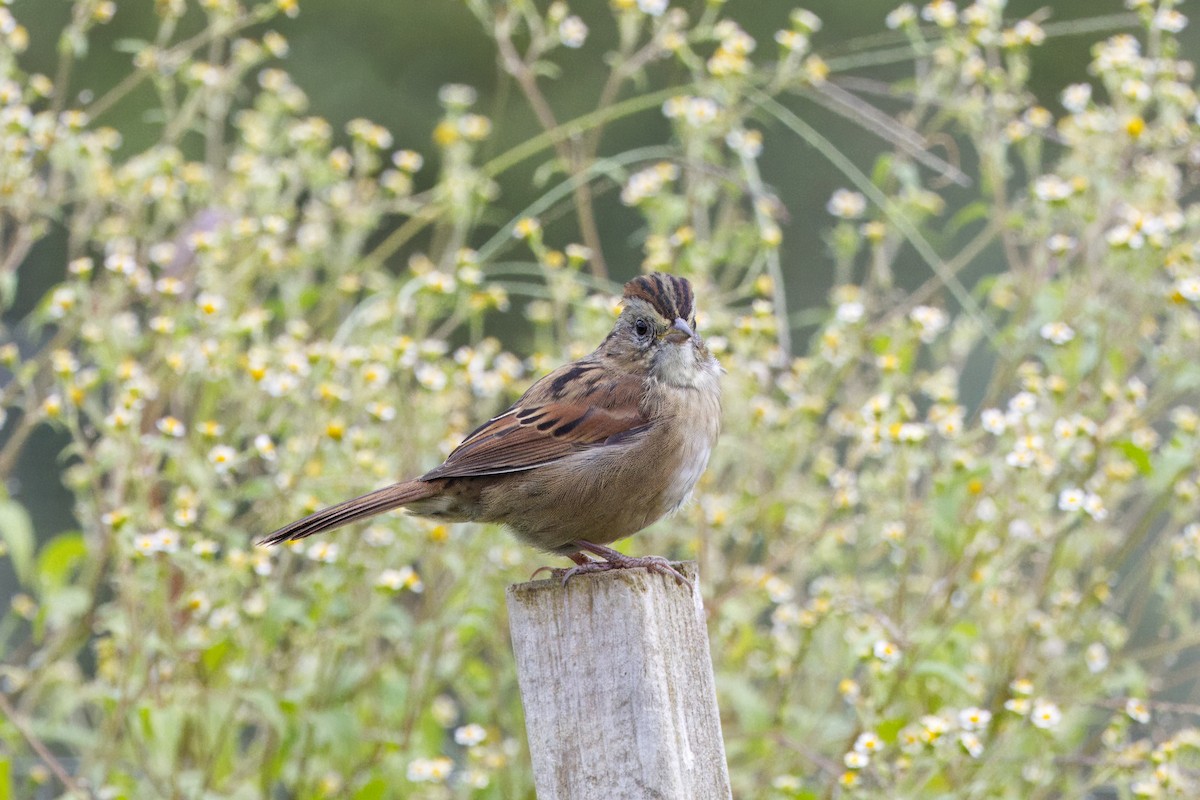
[634,318,651,338]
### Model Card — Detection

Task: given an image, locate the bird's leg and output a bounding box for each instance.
[559,540,692,588]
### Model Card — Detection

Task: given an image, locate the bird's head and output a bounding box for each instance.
[606,272,715,387]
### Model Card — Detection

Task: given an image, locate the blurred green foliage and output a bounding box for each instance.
[1,0,1200,798]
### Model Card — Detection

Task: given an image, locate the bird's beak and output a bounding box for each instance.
[663,317,697,345]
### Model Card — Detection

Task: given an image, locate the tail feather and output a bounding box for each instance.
[258,480,440,546]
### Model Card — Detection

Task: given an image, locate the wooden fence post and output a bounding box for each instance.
[506,562,732,800]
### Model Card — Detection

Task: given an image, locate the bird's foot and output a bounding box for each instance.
[558,541,692,589]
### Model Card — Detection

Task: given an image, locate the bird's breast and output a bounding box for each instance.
[651,377,721,515]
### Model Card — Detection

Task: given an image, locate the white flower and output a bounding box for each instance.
[1030,699,1062,729]
[1125,698,1151,724]
[1106,223,1144,250]
[637,0,668,16]
[1011,19,1045,45]
[886,4,916,29]
[415,364,447,391]
[1039,321,1075,345]
[910,305,948,342]
[1033,175,1072,202]
[149,528,180,554]
[843,750,869,769]
[377,566,423,593]
[196,292,226,317]
[251,550,273,576]
[921,0,958,28]
[621,163,679,205]
[1152,9,1187,33]
[1085,642,1109,673]
[438,84,477,108]
[1046,234,1076,255]
[1058,487,1085,512]
[873,639,900,665]
[104,253,137,275]
[683,96,719,126]
[725,128,763,158]
[406,756,453,783]
[853,731,881,754]
[254,434,277,461]
[156,416,186,437]
[131,527,175,554]
[774,30,809,53]
[47,286,77,319]
[921,713,949,740]
[960,732,984,758]
[1121,78,1151,102]
[559,16,588,48]
[367,402,397,421]
[1083,492,1107,521]
[454,723,487,747]
[836,301,864,324]
[763,575,794,603]
[306,541,339,563]
[1174,276,1200,301]
[208,445,237,474]
[192,539,218,557]
[1006,437,1041,468]
[564,243,592,262]
[958,706,992,731]
[827,188,866,219]
[1007,392,1038,416]
[185,592,211,616]
[981,408,1007,435]
[1004,696,1031,715]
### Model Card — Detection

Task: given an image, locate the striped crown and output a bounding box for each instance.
[622,272,695,323]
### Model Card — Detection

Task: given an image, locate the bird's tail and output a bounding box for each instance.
[258,480,441,546]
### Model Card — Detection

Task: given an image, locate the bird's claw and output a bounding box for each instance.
[534,554,692,590]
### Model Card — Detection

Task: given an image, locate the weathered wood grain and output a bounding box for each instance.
[507,562,731,800]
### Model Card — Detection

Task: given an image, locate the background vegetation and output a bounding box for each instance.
[1,0,1199,797]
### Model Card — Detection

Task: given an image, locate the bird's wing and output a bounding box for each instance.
[421,362,647,480]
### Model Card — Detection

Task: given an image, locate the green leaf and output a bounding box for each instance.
[1118,441,1153,476]
[951,620,980,639]
[37,532,87,591]
[202,639,232,673]
[876,717,907,744]
[0,499,35,586]
[354,778,387,800]
[0,756,10,800]
[299,286,322,310]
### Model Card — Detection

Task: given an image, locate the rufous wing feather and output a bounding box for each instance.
[421,401,648,479]
[421,366,649,480]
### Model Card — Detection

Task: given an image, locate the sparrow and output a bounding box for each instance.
[260,272,722,585]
